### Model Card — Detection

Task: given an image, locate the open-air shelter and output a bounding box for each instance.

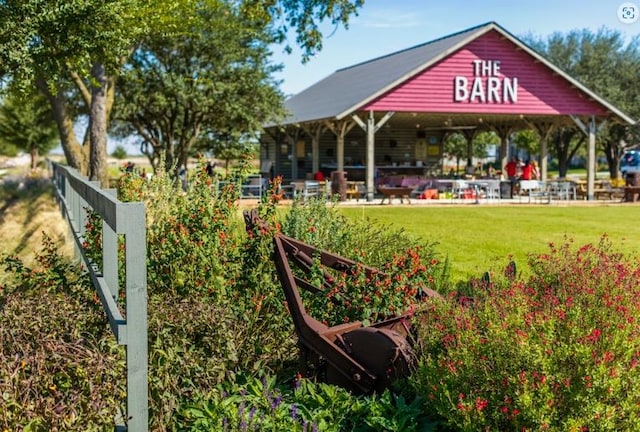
[261,22,636,201]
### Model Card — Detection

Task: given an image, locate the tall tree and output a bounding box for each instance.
[526,28,640,179]
[550,127,584,178]
[0,88,59,169]
[0,0,145,185]
[113,0,284,174]
[0,0,363,186]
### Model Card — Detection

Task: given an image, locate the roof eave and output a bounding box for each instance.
[337,22,636,126]
[481,24,636,125]
[336,23,497,120]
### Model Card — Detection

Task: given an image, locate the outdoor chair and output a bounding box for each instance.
[300,180,320,201]
[518,180,549,203]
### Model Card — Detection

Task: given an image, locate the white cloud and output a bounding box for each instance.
[357,10,422,29]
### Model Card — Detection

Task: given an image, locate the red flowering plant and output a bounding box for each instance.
[279,198,447,327]
[411,236,640,431]
[82,208,103,267]
[116,158,244,299]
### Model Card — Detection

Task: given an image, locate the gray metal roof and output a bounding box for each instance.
[278,21,636,127]
[283,22,493,124]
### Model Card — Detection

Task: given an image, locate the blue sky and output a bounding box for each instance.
[271,0,640,96]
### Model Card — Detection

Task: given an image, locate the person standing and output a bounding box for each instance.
[531,160,540,180]
[505,157,517,180]
[521,160,533,180]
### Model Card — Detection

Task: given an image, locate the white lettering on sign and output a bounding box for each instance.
[453,60,518,103]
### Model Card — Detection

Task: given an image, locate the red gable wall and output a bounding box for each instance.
[363,30,607,115]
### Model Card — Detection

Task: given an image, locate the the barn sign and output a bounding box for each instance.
[453,59,518,104]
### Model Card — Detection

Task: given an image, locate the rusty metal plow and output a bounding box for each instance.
[244,209,440,394]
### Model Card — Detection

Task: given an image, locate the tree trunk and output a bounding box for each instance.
[89,62,109,187]
[30,148,39,170]
[552,128,581,178]
[36,79,87,173]
[603,126,629,180]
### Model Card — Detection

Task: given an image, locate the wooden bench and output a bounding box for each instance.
[345,181,364,201]
[379,186,413,204]
[624,186,640,202]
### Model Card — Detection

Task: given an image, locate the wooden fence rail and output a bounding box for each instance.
[50,162,148,432]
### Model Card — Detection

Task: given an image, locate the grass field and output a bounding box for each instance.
[339,205,640,282]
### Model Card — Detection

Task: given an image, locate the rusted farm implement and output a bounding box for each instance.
[244,209,441,395]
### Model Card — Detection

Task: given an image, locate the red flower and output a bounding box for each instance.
[586,328,602,343]
[475,397,488,411]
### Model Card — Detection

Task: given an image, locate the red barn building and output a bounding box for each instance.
[262,22,635,200]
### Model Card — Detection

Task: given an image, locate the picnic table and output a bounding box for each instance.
[378,186,413,205]
[624,186,640,202]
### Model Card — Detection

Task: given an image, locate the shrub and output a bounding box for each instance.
[118,160,244,299]
[0,235,124,431]
[111,145,128,160]
[411,237,640,431]
[180,374,432,432]
[279,197,447,326]
[113,166,299,430]
[147,291,298,430]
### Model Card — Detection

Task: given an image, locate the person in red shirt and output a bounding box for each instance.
[505,157,517,179]
[521,160,533,180]
[313,171,325,181]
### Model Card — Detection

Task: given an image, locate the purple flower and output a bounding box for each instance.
[269,394,282,410]
[291,403,298,420]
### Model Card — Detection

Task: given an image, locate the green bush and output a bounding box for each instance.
[111,145,128,160]
[0,236,124,431]
[411,237,640,431]
[279,197,448,326]
[118,161,244,299]
[180,374,433,432]
[114,165,299,430]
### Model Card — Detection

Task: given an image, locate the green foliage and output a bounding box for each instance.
[180,374,434,432]
[0,0,145,82]
[511,129,541,156]
[111,145,128,159]
[443,133,467,165]
[0,86,58,165]
[241,0,364,63]
[113,164,298,429]
[411,236,640,431]
[0,235,124,430]
[113,0,285,173]
[277,197,447,326]
[119,160,244,298]
[146,291,297,430]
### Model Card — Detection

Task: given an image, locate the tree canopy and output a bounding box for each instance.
[0,0,364,183]
[112,0,284,174]
[525,28,640,177]
[0,87,59,169]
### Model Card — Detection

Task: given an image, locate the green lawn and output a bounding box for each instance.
[340,206,640,282]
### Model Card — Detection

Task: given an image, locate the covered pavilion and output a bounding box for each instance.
[261,22,636,201]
